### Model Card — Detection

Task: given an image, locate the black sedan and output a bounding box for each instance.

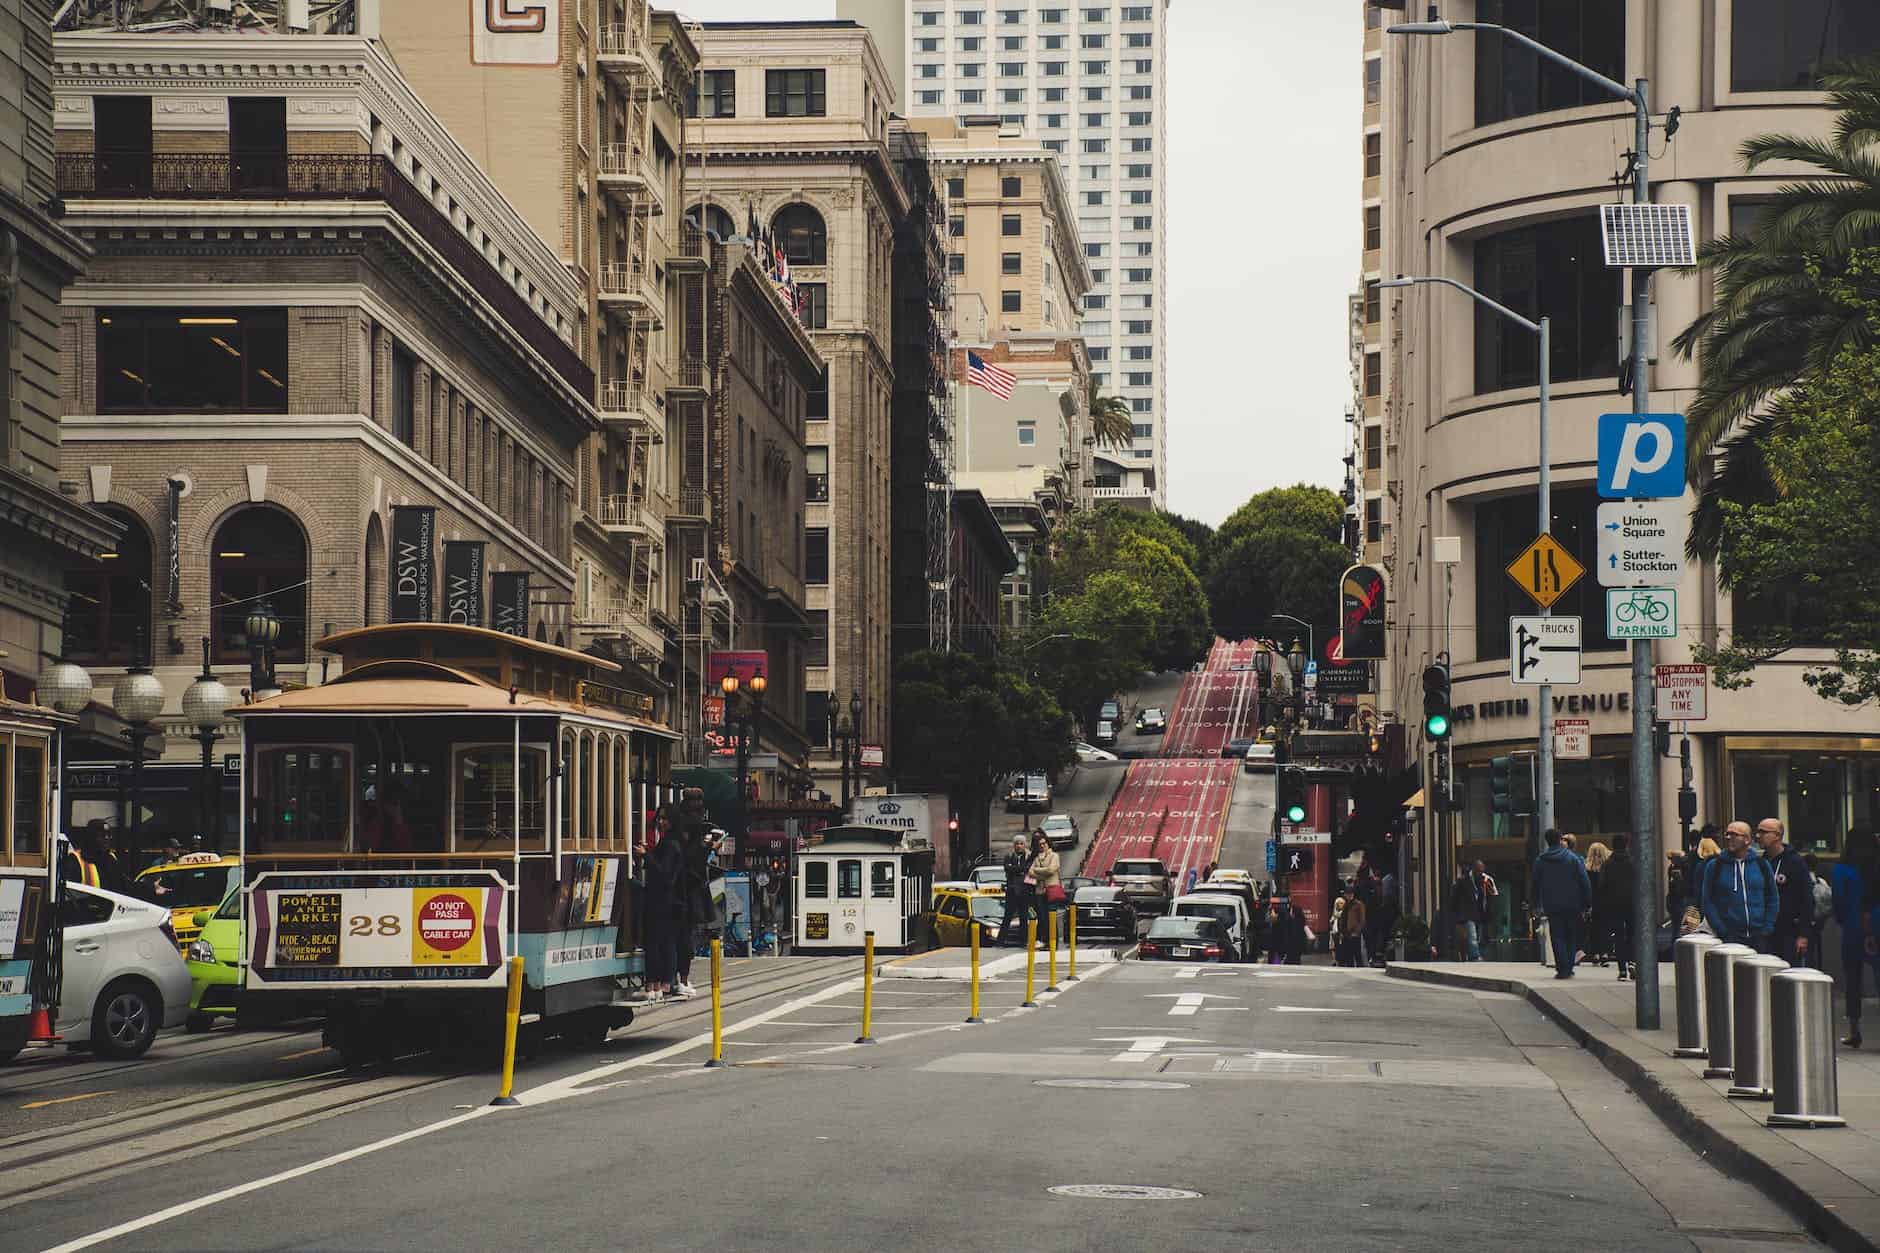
[1137,916,1236,963]
[1134,707,1167,734]
[1220,736,1255,759]
[1071,885,1138,938]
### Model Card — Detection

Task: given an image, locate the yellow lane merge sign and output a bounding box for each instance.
[1506,533,1585,609]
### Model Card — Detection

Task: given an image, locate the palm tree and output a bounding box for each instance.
[1085,379,1134,449]
[1672,57,1880,552]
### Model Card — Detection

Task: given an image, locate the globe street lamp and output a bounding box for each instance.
[246,598,281,700]
[181,638,234,850]
[111,658,165,849]
[722,669,768,860]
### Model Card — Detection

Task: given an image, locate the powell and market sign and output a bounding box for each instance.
[1452,690,1633,725]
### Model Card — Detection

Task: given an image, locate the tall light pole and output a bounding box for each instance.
[1381,276,1554,846]
[1269,614,1313,676]
[721,668,766,859]
[246,598,281,701]
[1389,14,1662,1027]
[111,643,166,853]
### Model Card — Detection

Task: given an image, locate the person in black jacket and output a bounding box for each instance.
[631,806,684,1003]
[998,836,1030,945]
[1756,818,1814,966]
[1596,834,1638,980]
[1267,899,1306,965]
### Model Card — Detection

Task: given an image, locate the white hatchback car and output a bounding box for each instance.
[1172,892,1255,961]
[54,883,193,1059]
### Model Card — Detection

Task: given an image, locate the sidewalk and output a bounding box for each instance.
[1388,960,1880,1253]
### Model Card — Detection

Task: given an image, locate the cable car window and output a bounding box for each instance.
[805,861,829,898]
[251,747,351,851]
[870,861,895,899]
[453,745,549,852]
[837,859,863,898]
[12,735,45,863]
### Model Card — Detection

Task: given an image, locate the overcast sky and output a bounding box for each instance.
[668,0,1359,527]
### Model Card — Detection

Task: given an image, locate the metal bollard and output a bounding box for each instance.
[1768,967,1846,1129]
[1701,943,1755,1079]
[855,930,877,1045]
[1672,933,1722,1058]
[704,938,726,1068]
[965,921,984,1024]
[489,954,525,1107]
[1727,955,1790,1100]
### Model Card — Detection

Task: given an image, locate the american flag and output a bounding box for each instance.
[966,350,1016,400]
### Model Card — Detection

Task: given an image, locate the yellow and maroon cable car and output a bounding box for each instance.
[235,623,673,1065]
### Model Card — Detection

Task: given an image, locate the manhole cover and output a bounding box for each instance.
[1035,1078,1189,1091]
[1048,1184,1202,1200]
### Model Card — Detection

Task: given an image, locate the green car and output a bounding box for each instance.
[183,889,243,1032]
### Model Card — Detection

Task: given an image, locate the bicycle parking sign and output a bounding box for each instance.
[1606,587,1676,639]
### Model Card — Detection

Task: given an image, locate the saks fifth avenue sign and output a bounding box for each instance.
[1453,690,1632,724]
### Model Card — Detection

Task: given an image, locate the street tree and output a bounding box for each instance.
[1048,505,1203,595]
[1108,532,1212,672]
[1086,379,1136,449]
[1205,484,1347,649]
[1027,570,1161,736]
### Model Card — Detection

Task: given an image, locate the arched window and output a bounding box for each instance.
[66,506,152,665]
[363,513,385,628]
[211,506,308,665]
[693,203,736,241]
[771,203,826,266]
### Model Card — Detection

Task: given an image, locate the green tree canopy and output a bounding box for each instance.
[1205,484,1347,649]
[1049,505,1203,595]
[1215,483,1343,550]
[1027,570,1162,735]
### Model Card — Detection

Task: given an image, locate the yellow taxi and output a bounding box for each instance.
[134,853,241,953]
[932,884,1005,948]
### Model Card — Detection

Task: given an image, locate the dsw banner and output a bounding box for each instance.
[443,541,485,627]
[390,507,436,623]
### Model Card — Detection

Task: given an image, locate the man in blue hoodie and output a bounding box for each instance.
[1701,822,1778,946]
[1533,829,1592,978]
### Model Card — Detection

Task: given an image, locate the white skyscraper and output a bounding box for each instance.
[841,0,1169,508]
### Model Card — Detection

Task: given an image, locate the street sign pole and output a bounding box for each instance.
[1536,316,1555,849]
[1628,79,1661,1030]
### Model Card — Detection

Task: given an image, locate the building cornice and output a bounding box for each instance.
[0,466,122,561]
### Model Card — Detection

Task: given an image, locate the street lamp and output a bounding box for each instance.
[1389,14,1663,1029]
[1252,647,1273,731]
[1382,274,1556,843]
[111,655,165,849]
[181,638,234,850]
[1269,614,1313,678]
[246,598,281,701]
[722,669,767,860]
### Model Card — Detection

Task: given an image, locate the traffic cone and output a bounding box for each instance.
[26,1005,59,1043]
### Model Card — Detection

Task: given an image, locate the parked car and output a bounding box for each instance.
[1071,884,1138,938]
[933,886,1005,948]
[966,863,1009,893]
[1242,742,1277,773]
[134,852,241,954]
[1221,736,1255,760]
[1004,772,1051,813]
[1100,699,1123,724]
[1093,720,1117,747]
[54,883,193,1058]
[1060,875,1099,899]
[1074,741,1119,763]
[1199,874,1261,919]
[1172,892,1254,961]
[1134,707,1167,735]
[1138,915,1236,963]
[1107,857,1173,916]
[1039,813,1080,849]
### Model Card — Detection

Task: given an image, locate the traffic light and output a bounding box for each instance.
[947,814,960,834]
[1490,755,1514,817]
[1277,767,1307,825]
[1510,753,1536,815]
[1422,663,1452,741]
[1430,750,1451,813]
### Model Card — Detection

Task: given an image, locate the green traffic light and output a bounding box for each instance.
[1285,803,1306,823]
[1425,712,1450,739]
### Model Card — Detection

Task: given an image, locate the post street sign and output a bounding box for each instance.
[1606,587,1677,639]
[1596,500,1687,588]
[1654,663,1708,721]
[1506,533,1585,610]
[1509,616,1582,685]
[1554,718,1591,760]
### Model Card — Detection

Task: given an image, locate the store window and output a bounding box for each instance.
[1473,216,1620,393]
[1474,0,1625,127]
[65,505,151,665]
[1732,748,1880,854]
[1731,1,1880,93]
[98,308,288,412]
[765,68,827,118]
[210,506,308,664]
[1474,488,1617,660]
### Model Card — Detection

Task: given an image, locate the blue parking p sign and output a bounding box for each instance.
[1597,413,1685,499]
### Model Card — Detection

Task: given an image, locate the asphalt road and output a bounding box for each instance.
[5,955,1818,1252]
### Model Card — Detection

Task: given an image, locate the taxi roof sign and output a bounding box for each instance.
[1506,533,1586,610]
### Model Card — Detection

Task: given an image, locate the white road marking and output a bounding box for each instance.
[1270,1006,1351,1014]
[1146,991,1238,1017]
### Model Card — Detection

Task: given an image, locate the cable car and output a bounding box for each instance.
[235,623,674,1066]
[793,825,934,953]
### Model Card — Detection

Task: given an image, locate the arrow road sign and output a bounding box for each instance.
[1509,615,1582,685]
[1597,500,1687,588]
[1506,533,1585,609]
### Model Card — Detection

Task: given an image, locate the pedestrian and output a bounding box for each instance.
[1830,827,1879,1048]
[631,804,684,1003]
[1268,898,1306,965]
[1700,821,1777,947]
[1583,842,1612,964]
[1678,835,1722,934]
[1597,834,1637,980]
[1329,893,1347,960]
[1028,831,1063,944]
[999,836,1031,945]
[1448,865,1486,961]
[1756,818,1814,966]
[1533,828,1592,979]
[672,819,716,999]
[1339,893,1368,967]
[1804,853,1832,971]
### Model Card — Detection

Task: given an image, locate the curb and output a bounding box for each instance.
[1387,964,1877,1253]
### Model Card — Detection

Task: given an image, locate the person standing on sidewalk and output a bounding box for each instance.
[1448,867,1486,961]
[999,836,1031,945]
[1831,827,1879,1048]
[1702,822,1777,947]
[1757,818,1814,966]
[1597,834,1638,981]
[1534,829,1592,979]
[631,806,684,1004]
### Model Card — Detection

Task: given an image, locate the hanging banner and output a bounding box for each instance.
[490,571,530,637]
[1339,564,1387,660]
[707,650,770,689]
[165,478,184,615]
[443,542,486,627]
[389,507,436,623]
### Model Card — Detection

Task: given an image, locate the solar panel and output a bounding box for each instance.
[1601,203,1695,269]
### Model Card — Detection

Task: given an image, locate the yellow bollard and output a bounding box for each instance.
[966,921,984,1023]
[704,938,726,1068]
[1065,901,1079,982]
[490,954,525,1107]
[855,930,878,1044]
[1046,909,1060,992]
[1022,918,1038,1007]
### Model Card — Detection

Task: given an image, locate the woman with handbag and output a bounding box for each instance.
[1028,831,1063,944]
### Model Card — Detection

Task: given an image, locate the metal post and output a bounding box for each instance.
[705,937,726,1066]
[1628,78,1661,1030]
[1046,908,1059,992]
[1065,900,1078,982]
[1022,918,1038,1007]
[490,954,525,1106]
[1535,315,1555,843]
[855,930,877,1044]
[966,921,983,1023]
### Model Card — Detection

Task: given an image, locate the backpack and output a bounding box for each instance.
[1811,875,1834,925]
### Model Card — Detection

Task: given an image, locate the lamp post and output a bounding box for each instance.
[246,598,281,701]
[1382,275,1555,845]
[1269,614,1314,677]
[1388,14,1662,1028]
[721,668,767,856]
[1286,638,1307,733]
[181,638,234,850]
[111,653,165,851]
[1252,646,1273,732]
